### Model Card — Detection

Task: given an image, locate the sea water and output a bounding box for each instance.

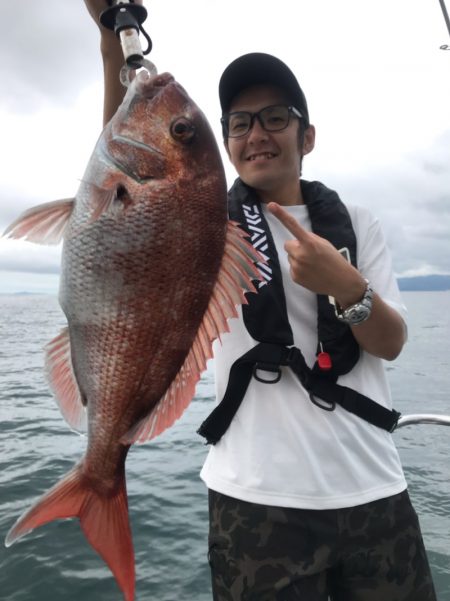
[0,292,449,600]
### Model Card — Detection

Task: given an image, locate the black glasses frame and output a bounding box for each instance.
[221,105,303,138]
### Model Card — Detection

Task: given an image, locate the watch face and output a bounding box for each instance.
[346,303,371,324]
[334,281,373,324]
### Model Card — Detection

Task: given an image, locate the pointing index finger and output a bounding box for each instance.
[267,202,309,241]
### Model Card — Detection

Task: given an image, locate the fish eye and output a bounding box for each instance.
[170,117,195,144]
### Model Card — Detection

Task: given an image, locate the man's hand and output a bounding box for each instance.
[83,0,144,126]
[267,202,366,307]
[267,202,407,360]
[84,0,110,29]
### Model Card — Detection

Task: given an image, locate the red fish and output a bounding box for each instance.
[4,70,261,601]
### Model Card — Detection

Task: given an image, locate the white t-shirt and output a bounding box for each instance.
[200,202,408,510]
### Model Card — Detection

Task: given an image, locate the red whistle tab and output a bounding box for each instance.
[317,352,332,371]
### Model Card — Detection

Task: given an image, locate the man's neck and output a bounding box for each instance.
[255,180,304,206]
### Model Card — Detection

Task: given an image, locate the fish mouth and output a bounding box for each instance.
[134,71,175,98]
[134,72,191,111]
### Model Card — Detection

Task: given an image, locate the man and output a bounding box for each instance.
[198,52,436,601]
[85,2,435,599]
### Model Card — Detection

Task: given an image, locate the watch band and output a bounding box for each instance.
[334,279,374,325]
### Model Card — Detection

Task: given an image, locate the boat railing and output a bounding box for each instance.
[396,414,450,428]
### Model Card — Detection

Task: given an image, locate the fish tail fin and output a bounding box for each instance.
[5,463,135,601]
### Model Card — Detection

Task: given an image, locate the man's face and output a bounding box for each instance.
[224,85,314,198]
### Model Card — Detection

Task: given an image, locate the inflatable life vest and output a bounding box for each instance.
[197,179,400,445]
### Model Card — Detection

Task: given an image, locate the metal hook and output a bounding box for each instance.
[119,59,158,88]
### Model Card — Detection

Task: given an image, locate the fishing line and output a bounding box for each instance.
[438,0,450,49]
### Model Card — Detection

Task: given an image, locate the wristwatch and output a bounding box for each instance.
[334,279,374,325]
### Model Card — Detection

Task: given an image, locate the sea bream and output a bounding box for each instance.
[3,70,261,601]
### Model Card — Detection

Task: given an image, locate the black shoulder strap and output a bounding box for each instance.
[228,179,293,345]
[302,180,361,377]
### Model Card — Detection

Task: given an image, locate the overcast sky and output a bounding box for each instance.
[1,0,449,293]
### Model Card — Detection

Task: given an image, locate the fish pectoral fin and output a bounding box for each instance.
[121,220,264,445]
[5,463,135,601]
[84,181,121,221]
[45,327,87,433]
[2,198,74,244]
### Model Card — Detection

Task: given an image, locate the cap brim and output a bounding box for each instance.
[219,52,309,125]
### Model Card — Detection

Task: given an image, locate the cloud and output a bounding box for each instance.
[0,239,61,275]
[320,129,450,276]
[0,82,103,229]
[0,2,101,112]
[1,0,449,292]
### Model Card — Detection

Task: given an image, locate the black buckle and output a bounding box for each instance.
[253,362,282,384]
[309,393,336,412]
[285,346,300,366]
[389,411,402,432]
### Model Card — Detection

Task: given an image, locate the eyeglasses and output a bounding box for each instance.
[221,105,303,138]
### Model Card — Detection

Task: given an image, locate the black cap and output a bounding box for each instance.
[219,52,310,126]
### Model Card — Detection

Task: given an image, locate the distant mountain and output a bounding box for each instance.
[397,275,450,291]
[0,291,50,296]
[11,291,36,295]
[2,277,449,294]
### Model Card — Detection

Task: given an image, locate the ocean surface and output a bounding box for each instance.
[0,291,449,601]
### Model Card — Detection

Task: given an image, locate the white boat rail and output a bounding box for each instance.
[396,414,450,428]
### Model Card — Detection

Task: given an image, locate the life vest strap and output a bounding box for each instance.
[306,375,401,432]
[197,343,401,445]
[197,343,285,444]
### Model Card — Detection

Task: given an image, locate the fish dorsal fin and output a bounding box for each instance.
[45,327,87,433]
[2,199,75,245]
[121,220,263,445]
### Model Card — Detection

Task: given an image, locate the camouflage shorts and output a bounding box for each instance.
[207,489,436,601]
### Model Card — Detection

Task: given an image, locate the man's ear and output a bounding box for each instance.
[302,125,316,156]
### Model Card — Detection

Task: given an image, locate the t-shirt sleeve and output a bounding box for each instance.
[349,204,408,325]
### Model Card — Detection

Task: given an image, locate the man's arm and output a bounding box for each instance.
[267,202,407,361]
[84,0,144,126]
[333,279,407,361]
